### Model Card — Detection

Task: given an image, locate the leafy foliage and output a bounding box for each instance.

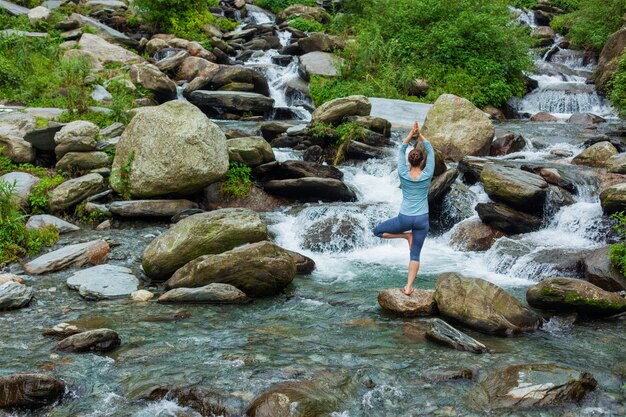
[307,122,337,141]
[313,0,533,108]
[332,122,366,165]
[221,162,253,199]
[111,151,135,200]
[288,17,326,33]
[59,56,93,114]
[254,0,317,13]
[609,211,626,276]
[28,175,65,214]
[609,53,626,118]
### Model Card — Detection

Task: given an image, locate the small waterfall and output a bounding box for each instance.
[246,5,276,24]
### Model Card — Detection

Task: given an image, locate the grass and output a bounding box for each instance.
[220,162,253,199]
[288,17,326,33]
[110,151,135,200]
[254,0,317,13]
[609,211,626,277]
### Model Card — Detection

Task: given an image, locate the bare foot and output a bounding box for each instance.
[403,286,414,296]
[405,233,413,250]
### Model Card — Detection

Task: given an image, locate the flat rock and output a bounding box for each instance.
[0,0,28,15]
[264,177,356,202]
[311,95,371,125]
[300,51,343,77]
[0,281,33,310]
[0,374,65,409]
[377,288,437,317]
[78,33,143,65]
[276,160,343,180]
[23,123,64,151]
[55,328,121,353]
[76,15,137,47]
[26,214,80,234]
[47,173,104,212]
[480,164,547,214]
[24,239,110,275]
[67,264,140,300]
[108,200,198,218]
[55,151,111,171]
[158,283,250,304]
[476,203,543,235]
[190,90,275,116]
[425,318,489,353]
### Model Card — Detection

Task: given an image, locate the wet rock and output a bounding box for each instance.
[421,94,495,161]
[227,136,275,167]
[158,283,250,304]
[129,62,177,101]
[583,246,626,292]
[190,90,275,117]
[526,248,588,278]
[66,264,140,300]
[531,26,555,46]
[212,66,271,96]
[480,164,547,214]
[24,239,110,275]
[606,153,626,174]
[155,50,188,74]
[449,218,505,252]
[201,182,287,211]
[428,168,458,203]
[530,111,558,122]
[53,120,99,158]
[300,51,343,77]
[600,182,626,214]
[130,290,153,302]
[538,168,575,192]
[260,121,291,141]
[302,214,359,252]
[285,249,315,275]
[275,160,343,180]
[142,208,268,280]
[490,130,526,156]
[78,33,143,65]
[567,112,606,125]
[527,277,626,316]
[434,272,541,335]
[110,101,229,198]
[55,151,111,171]
[421,367,474,382]
[134,385,236,417]
[377,288,437,317]
[26,214,80,234]
[0,172,40,208]
[0,128,35,163]
[311,95,371,125]
[0,274,24,285]
[476,203,543,235]
[177,56,219,81]
[55,328,121,353]
[592,28,626,94]
[0,281,33,310]
[47,173,104,212]
[108,200,198,218]
[0,374,65,409]
[572,141,618,167]
[470,364,597,409]
[164,241,296,297]
[264,177,356,202]
[425,318,489,353]
[346,140,389,160]
[42,322,82,338]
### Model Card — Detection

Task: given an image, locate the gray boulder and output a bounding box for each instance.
[158,283,250,304]
[300,51,343,77]
[164,241,296,297]
[426,318,489,354]
[606,153,626,174]
[0,374,65,409]
[490,130,526,156]
[108,200,198,218]
[0,172,40,208]
[26,214,80,234]
[55,328,121,353]
[129,62,177,102]
[47,173,104,212]
[276,160,343,180]
[55,151,111,171]
[227,136,275,167]
[480,164,548,214]
[476,203,543,235]
[583,246,626,292]
[66,264,140,300]
[142,208,268,280]
[572,141,618,167]
[53,120,99,158]
[600,182,626,214]
[264,177,356,202]
[377,288,437,317]
[0,282,33,310]
[24,239,110,275]
[567,112,605,125]
[449,218,504,251]
[78,33,143,65]
[190,90,275,116]
[0,128,35,163]
[311,95,371,125]
[110,101,229,198]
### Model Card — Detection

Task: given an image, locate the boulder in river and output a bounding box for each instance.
[490,130,526,156]
[526,277,626,316]
[425,318,489,354]
[311,95,371,125]
[189,90,275,117]
[274,160,343,180]
[158,283,250,304]
[530,112,558,122]
[302,214,361,252]
[66,264,140,300]
[480,164,548,214]
[227,136,275,167]
[264,177,356,202]
[449,218,505,252]
[129,62,177,102]
[572,141,618,167]
[427,168,458,203]
[24,239,110,275]
[142,209,268,280]
[0,281,33,310]
[110,100,229,198]
[164,241,296,297]
[47,173,104,212]
[377,288,437,317]
[285,249,316,275]
[108,199,198,218]
[434,272,541,335]
[599,182,626,214]
[582,246,626,292]
[55,328,121,353]
[476,203,543,235]
[0,374,65,409]
[421,94,494,161]
[606,153,626,174]
[567,112,606,125]
[470,364,597,409]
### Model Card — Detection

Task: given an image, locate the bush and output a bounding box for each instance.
[609,53,626,118]
[609,211,626,276]
[134,0,225,39]
[255,0,316,13]
[288,17,326,33]
[59,56,93,114]
[221,162,253,199]
[28,174,66,214]
[314,0,532,108]
[333,122,366,165]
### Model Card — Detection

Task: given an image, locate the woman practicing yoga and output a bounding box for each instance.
[373,120,434,296]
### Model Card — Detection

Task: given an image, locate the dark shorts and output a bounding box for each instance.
[373,213,429,261]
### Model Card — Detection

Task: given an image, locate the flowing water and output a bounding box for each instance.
[2,120,625,416]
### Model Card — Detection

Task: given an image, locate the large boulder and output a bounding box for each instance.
[0,374,65,409]
[164,241,296,297]
[377,288,437,317]
[54,120,99,158]
[0,281,33,310]
[227,136,275,167]
[434,272,541,335]
[47,173,104,212]
[526,277,626,316]
[158,283,250,304]
[189,90,275,117]
[110,101,229,198]
[55,328,121,353]
[66,264,140,300]
[421,94,495,161]
[449,218,505,252]
[24,240,110,275]
[129,62,177,101]
[583,246,626,292]
[471,364,596,410]
[108,200,198,218]
[0,172,40,208]
[311,95,371,125]
[0,128,35,163]
[26,215,80,234]
[490,130,526,156]
[264,177,356,202]
[211,65,270,97]
[476,203,543,235]
[480,164,548,214]
[78,33,143,65]
[572,141,618,167]
[606,153,626,174]
[592,28,626,94]
[300,51,343,77]
[600,182,626,214]
[567,112,606,125]
[142,209,268,280]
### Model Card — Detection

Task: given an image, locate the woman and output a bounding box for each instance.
[373,120,434,296]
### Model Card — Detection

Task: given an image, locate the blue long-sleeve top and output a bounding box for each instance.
[398,141,435,216]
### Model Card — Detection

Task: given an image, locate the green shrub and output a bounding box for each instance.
[332,121,366,165]
[255,0,316,13]
[110,150,135,200]
[221,162,253,199]
[288,17,326,33]
[609,211,626,276]
[28,174,66,214]
[59,56,93,114]
[134,0,220,39]
[609,53,626,118]
[74,201,108,224]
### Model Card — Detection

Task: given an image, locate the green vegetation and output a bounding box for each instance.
[609,211,626,276]
[308,122,338,142]
[332,122,366,165]
[60,56,93,115]
[28,174,66,214]
[609,54,626,118]
[550,0,626,51]
[0,181,59,264]
[255,0,316,13]
[111,151,135,200]
[221,162,253,199]
[312,0,533,108]
[288,17,326,33]
[74,201,108,224]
